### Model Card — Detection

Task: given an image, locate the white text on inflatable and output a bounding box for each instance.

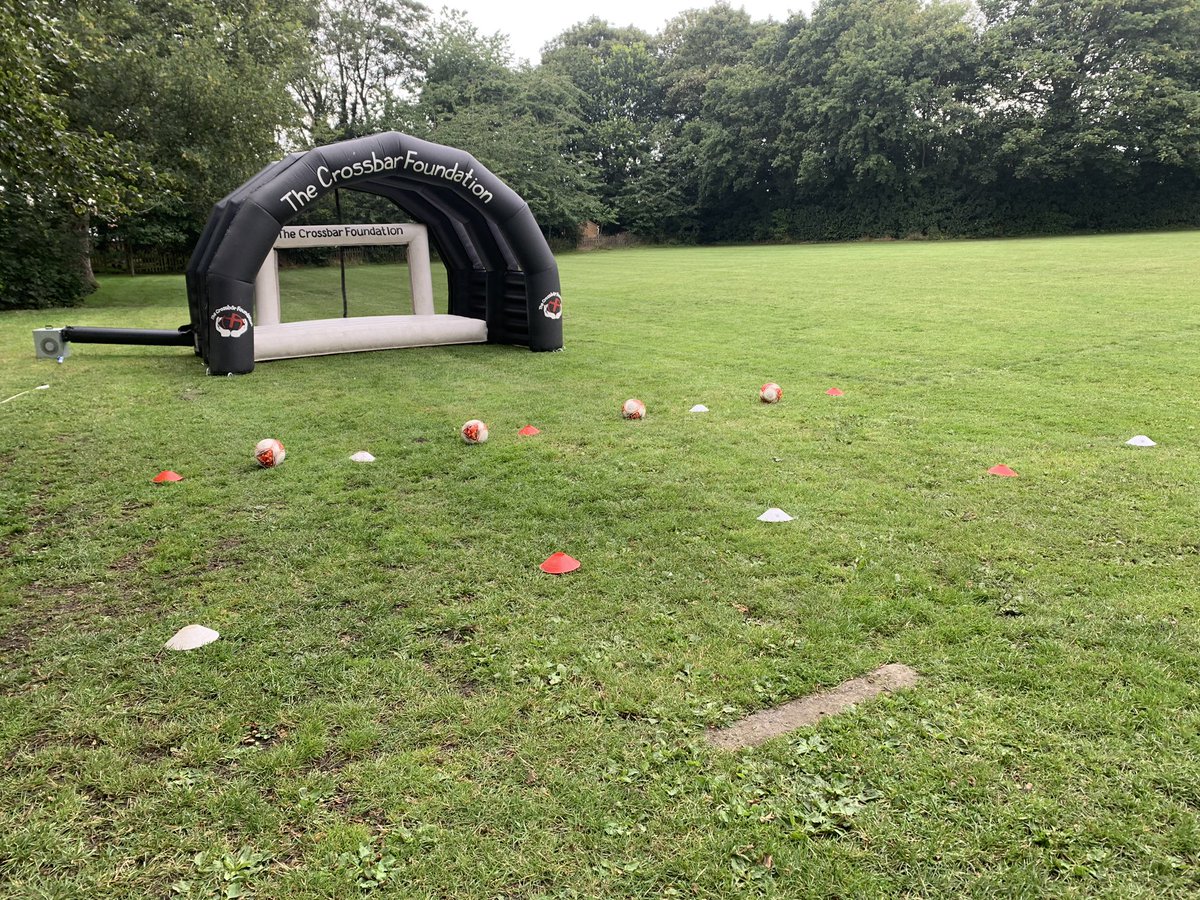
[278,150,494,212]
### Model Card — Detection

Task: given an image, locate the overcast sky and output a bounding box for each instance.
[436,1,816,66]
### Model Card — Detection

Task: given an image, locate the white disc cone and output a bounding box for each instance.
[1125,435,1156,447]
[758,508,793,522]
[690,404,709,413]
[350,450,376,462]
[165,624,220,651]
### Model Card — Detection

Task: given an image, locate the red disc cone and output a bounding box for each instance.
[987,464,1018,477]
[519,425,541,436]
[153,470,183,483]
[540,552,580,575]
[825,387,844,396]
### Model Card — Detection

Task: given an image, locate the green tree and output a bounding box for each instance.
[67,0,318,250]
[406,13,603,238]
[294,0,429,142]
[691,50,790,239]
[0,0,143,308]
[614,5,772,240]
[782,0,980,198]
[977,0,1200,229]
[645,5,782,240]
[0,0,136,215]
[541,19,662,230]
[981,0,1200,181]
[616,120,703,240]
[658,3,768,122]
[417,9,514,116]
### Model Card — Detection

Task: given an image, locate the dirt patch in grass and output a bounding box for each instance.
[307,749,350,775]
[19,584,97,622]
[109,539,158,573]
[0,627,33,654]
[328,791,390,831]
[437,624,476,645]
[21,491,107,538]
[5,587,90,656]
[707,663,920,750]
[21,501,63,537]
[15,732,108,755]
[204,537,245,572]
[20,579,156,627]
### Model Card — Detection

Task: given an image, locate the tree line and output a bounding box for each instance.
[2,0,1198,308]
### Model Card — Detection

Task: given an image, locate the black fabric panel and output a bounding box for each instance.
[485,270,510,342]
[486,219,520,271]
[208,200,290,284]
[186,199,233,354]
[203,272,257,375]
[187,154,300,354]
[410,183,506,273]
[501,205,561,352]
[499,204,557,276]
[525,267,562,352]
[351,182,471,272]
[450,220,484,270]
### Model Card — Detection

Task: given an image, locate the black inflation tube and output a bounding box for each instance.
[61,325,194,346]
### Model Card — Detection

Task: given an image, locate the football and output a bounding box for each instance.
[461,419,489,444]
[622,398,646,419]
[255,438,286,468]
[759,382,782,403]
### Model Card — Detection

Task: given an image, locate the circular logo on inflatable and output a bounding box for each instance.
[212,305,252,338]
[539,292,562,320]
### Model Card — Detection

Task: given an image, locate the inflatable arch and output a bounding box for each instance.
[186,132,563,375]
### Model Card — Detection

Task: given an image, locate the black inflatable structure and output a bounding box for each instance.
[183,132,562,374]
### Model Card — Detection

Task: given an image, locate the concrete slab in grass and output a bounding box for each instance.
[706,663,919,750]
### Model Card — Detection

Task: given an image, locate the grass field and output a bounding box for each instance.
[2,232,1200,897]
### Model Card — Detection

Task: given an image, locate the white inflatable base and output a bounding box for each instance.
[254,315,487,362]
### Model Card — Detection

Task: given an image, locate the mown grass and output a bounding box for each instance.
[1,232,1199,898]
